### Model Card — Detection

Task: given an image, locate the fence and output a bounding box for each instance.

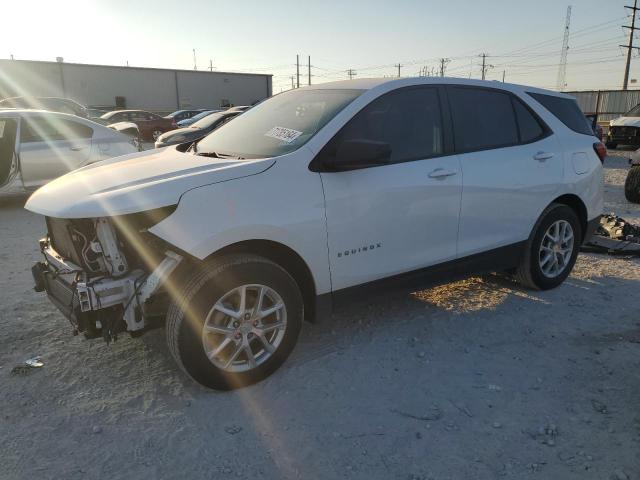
[566,89,640,124]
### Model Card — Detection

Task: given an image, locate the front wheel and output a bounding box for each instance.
[514,204,581,290]
[624,165,640,204]
[152,129,164,141]
[166,254,303,390]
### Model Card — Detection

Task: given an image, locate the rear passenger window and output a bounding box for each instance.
[449,87,518,151]
[512,98,545,142]
[527,92,592,135]
[20,117,93,143]
[334,87,443,164]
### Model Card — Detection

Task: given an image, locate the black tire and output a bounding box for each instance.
[624,165,640,204]
[514,203,581,290]
[166,254,303,390]
[605,141,618,149]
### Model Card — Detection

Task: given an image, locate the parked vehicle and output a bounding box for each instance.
[606,103,640,148]
[0,96,88,117]
[107,122,142,151]
[155,111,241,148]
[164,109,209,124]
[625,150,640,203]
[100,110,175,141]
[26,78,604,390]
[227,105,251,113]
[585,114,603,141]
[0,110,138,195]
[176,110,221,127]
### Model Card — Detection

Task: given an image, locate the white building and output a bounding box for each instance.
[0,59,272,112]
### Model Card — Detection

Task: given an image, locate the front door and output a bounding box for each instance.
[0,117,18,188]
[319,86,462,291]
[19,115,93,188]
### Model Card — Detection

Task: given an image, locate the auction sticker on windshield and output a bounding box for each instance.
[264,126,302,144]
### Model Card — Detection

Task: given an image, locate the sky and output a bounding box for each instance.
[2,0,638,93]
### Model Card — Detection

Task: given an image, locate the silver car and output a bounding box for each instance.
[0,110,138,195]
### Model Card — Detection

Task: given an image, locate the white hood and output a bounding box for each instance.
[610,116,640,127]
[25,147,275,218]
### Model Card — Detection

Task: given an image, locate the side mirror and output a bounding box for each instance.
[324,139,392,172]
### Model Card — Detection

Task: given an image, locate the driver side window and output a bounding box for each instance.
[328,87,444,166]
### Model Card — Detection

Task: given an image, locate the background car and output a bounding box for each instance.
[155,110,241,148]
[100,109,175,140]
[176,109,222,127]
[226,105,251,113]
[164,109,209,124]
[0,110,138,195]
[0,96,88,117]
[606,103,640,148]
[586,114,603,141]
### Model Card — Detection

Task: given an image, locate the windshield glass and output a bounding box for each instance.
[195,88,363,158]
[185,110,216,123]
[192,113,226,129]
[627,104,640,117]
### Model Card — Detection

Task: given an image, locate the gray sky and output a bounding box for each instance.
[3,0,637,92]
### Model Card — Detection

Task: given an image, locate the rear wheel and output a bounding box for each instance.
[624,165,640,204]
[152,129,164,141]
[514,204,581,290]
[605,141,618,149]
[166,254,303,390]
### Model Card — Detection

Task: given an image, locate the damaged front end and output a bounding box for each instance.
[32,207,182,342]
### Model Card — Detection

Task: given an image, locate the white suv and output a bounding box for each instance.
[26,78,604,390]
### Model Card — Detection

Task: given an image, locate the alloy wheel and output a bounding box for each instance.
[538,219,574,278]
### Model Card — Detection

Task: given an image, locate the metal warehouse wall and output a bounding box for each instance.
[567,90,640,123]
[0,59,272,112]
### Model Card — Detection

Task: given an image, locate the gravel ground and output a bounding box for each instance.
[1,153,640,480]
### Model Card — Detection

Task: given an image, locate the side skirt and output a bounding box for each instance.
[314,242,525,320]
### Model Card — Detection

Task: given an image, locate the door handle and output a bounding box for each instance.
[533,151,554,161]
[428,168,457,179]
[70,145,85,151]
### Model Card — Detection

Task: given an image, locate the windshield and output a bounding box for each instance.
[627,104,640,117]
[184,110,215,123]
[191,113,226,129]
[195,88,363,158]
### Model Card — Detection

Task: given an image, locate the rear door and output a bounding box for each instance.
[448,86,563,257]
[319,86,462,290]
[19,115,93,187]
[0,117,19,188]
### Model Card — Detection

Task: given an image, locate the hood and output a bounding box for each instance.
[25,147,275,219]
[610,116,640,127]
[158,127,200,142]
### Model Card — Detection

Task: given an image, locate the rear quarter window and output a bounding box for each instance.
[528,92,593,135]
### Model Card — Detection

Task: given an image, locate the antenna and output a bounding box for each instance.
[556,5,572,91]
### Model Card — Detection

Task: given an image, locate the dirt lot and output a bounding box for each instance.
[1,153,640,480]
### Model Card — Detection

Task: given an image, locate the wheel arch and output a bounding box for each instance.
[549,193,588,238]
[204,239,319,323]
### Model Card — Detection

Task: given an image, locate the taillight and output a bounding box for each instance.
[593,142,606,163]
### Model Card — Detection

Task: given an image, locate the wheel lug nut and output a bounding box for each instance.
[253,321,259,327]
[247,332,254,339]
[233,321,239,328]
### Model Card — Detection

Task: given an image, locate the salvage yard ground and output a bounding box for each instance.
[1,153,639,480]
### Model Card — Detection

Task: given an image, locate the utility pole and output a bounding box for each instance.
[622,0,640,90]
[395,63,402,77]
[308,55,311,85]
[479,53,493,80]
[296,54,300,88]
[209,59,214,71]
[290,76,295,90]
[502,70,506,82]
[439,58,450,77]
[556,5,572,91]
[193,49,197,70]
[347,68,357,80]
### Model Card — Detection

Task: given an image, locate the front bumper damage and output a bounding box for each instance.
[33,234,182,342]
